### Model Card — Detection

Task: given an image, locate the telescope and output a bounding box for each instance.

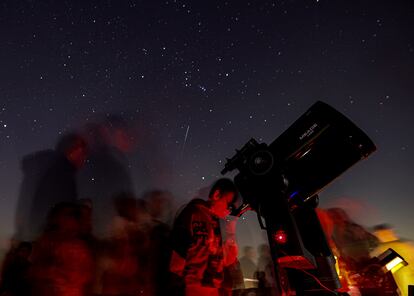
[222,101,376,295]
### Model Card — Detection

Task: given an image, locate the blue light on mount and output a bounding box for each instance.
[289,191,299,199]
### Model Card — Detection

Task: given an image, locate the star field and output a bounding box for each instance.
[0,0,414,241]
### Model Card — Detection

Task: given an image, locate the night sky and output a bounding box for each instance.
[1,0,414,242]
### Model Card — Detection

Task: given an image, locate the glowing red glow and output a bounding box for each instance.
[273,229,288,244]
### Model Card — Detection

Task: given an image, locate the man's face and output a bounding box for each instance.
[66,143,88,169]
[210,191,235,219]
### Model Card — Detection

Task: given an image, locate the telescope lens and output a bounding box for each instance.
[249,150,273,175]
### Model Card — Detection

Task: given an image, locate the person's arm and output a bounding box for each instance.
[223,218,238,266]
[169,207,193,276]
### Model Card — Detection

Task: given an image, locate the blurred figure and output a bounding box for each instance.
[143,190,175,225]
[326,208,379,273]
[0,242,32,296]
[239,246,257,288]
[317,208,352,294]
[109,193,142,241]
[371,224,414,296]
[94,193,152,296]
[77,198,95,244]
[15,150,56,242]
[142,190,174,296]
[15,133,88,241]
[77,119,135,239]
[30,202,93,296]
[319,208,380,295]
[256,244,277,295]
[169,178,240,296]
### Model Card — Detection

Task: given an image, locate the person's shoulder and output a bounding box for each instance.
[175,199,210,223]
[181,198,208,213]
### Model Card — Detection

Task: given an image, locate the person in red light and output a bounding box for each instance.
[29,202,94,296]
[318,207,380,295]
[63,135,88,169]
[169,178,240,296]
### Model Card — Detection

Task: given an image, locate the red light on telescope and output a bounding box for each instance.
[273,229,287,244]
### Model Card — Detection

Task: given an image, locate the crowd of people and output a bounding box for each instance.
[0,130,180,296]
[1,131,413,296]
[1,189,174,296]
[1,175,278,296]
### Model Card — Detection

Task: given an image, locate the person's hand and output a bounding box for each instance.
[223,238,238,266]
[223,217,238,265]
[224,217,238,236]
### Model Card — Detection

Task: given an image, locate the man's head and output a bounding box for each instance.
[56,133,88,169]
[372,224,398,243]
[47,202,82,234]
[208,178,238,219]
[243,246,256,260]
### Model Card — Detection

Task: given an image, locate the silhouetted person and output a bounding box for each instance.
[143,189,175,225]
[77,198,94,243]
[15,150,57,241]
[77,121,135,239]
[169,178,240,296]
[326,208,379,273]
[15,133,87,241]
[0,242,32,296]
[142,190,174,296]
[239,246,257,280]
[94,193,153,296]
[256,244,277,295]
[30,202,93,296]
